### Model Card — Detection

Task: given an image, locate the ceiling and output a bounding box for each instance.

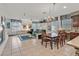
[0,3,79,20]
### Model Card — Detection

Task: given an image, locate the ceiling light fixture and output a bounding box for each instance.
[63,6,67,9]
[48,3,56,22]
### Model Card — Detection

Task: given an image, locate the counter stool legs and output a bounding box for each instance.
[75,48,79,56]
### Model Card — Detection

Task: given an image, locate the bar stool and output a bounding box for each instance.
[75,48,79,56]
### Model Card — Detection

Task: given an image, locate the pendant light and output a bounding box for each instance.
[52,3,56,20]
[47,3,51,22]
[48,3,56,22]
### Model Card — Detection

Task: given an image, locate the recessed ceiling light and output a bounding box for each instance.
[63,6,67,9]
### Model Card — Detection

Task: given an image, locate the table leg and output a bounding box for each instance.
[50,40,53,49]
[41,39,43,45]
[56,40,59,49]
[45,42,47,48]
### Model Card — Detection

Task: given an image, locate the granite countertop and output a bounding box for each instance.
[67,36,79,48]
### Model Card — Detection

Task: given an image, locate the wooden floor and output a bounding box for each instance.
[1,36,76,56]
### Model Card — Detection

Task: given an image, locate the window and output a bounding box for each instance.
[60,14,71,31]
[7,22,10,28]
[51,20,59,31]
[62,19,71,31]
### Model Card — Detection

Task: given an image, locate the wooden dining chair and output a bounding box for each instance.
[58,33,62,47]
[70,32,79,40]
[41,35,52,48]
[41,30,52,49]
[62,32,67,45]
[59,30,67,47]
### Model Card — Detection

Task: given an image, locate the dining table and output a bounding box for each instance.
[48,32,58,49]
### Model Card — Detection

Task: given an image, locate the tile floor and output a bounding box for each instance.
[1,36,76,56]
